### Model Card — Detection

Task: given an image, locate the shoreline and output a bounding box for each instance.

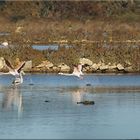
[23,71,140,75]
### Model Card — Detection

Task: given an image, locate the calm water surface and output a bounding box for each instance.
[0,73,140,139]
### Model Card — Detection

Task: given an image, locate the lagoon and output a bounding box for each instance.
[0,74,140,139]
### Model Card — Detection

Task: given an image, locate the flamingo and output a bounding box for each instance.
[0,58,26,84]
[58,64,84,79]
[3,58,26,76]
[12,71,25,85]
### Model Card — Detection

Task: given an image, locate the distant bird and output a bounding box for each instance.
[58,64,84,79]
[1,42,8,47]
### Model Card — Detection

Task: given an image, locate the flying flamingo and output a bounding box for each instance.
[58,64,84,79]
[12,71,25,85]
[4,58,26,76]
[0,58,26,85]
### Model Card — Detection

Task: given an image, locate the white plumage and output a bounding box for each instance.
[58,64,84,78]
[0,58,26,85]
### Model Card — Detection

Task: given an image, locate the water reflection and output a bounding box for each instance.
[71,88,85,102]
[71,88,94,103]
[2,85,23,116]
[70,87,96,104]
[0,74,139,139]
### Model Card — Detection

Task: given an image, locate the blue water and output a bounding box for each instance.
[0,73,140,139]
[32,44,72,50]
[32,45,59,50]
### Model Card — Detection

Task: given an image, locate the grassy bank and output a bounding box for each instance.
[0,19,139,73]
[0,18,139,44]
[0,41,139,73]
[0,1,139,73]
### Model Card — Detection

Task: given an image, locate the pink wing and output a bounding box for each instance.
[4,58,14,71]
[73,66,79,73]
[16,61,26,73]
[77,64,82,72]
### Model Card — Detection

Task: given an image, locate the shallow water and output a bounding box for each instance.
[0,73,140,139]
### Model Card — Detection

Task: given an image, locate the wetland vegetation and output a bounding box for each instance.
[0,1,139,73]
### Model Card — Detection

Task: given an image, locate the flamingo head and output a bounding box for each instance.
[20,70,25,75]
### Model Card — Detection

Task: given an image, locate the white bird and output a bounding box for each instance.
[77,64,84,76]
[12,71,25,85]
[59,64,84,78]
[4,58,26,76]
[1,42,8,47]
[0,58,26,84]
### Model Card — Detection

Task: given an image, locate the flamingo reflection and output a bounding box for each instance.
[71,88,86,103]
[2,86,23,115]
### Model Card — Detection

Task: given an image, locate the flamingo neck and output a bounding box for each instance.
[19,73,23,83]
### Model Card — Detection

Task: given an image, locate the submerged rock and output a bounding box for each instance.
[86,83,91,86]
[77,100,95,105]
[44,100,50,102]
[29,83,34,86]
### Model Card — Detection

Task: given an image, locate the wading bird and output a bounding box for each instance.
[12,71,25,85]
[0,58,26,85]
[58,64,84,79]
[4,59,25,76]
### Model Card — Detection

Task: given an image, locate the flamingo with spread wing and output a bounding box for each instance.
[0,58,26,85]
[58,64,84,79]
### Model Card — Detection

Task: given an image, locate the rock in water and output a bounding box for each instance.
[29,83,34,85]
[86,83,91,86]
[44,100,49,102]
[77,100,95,105]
